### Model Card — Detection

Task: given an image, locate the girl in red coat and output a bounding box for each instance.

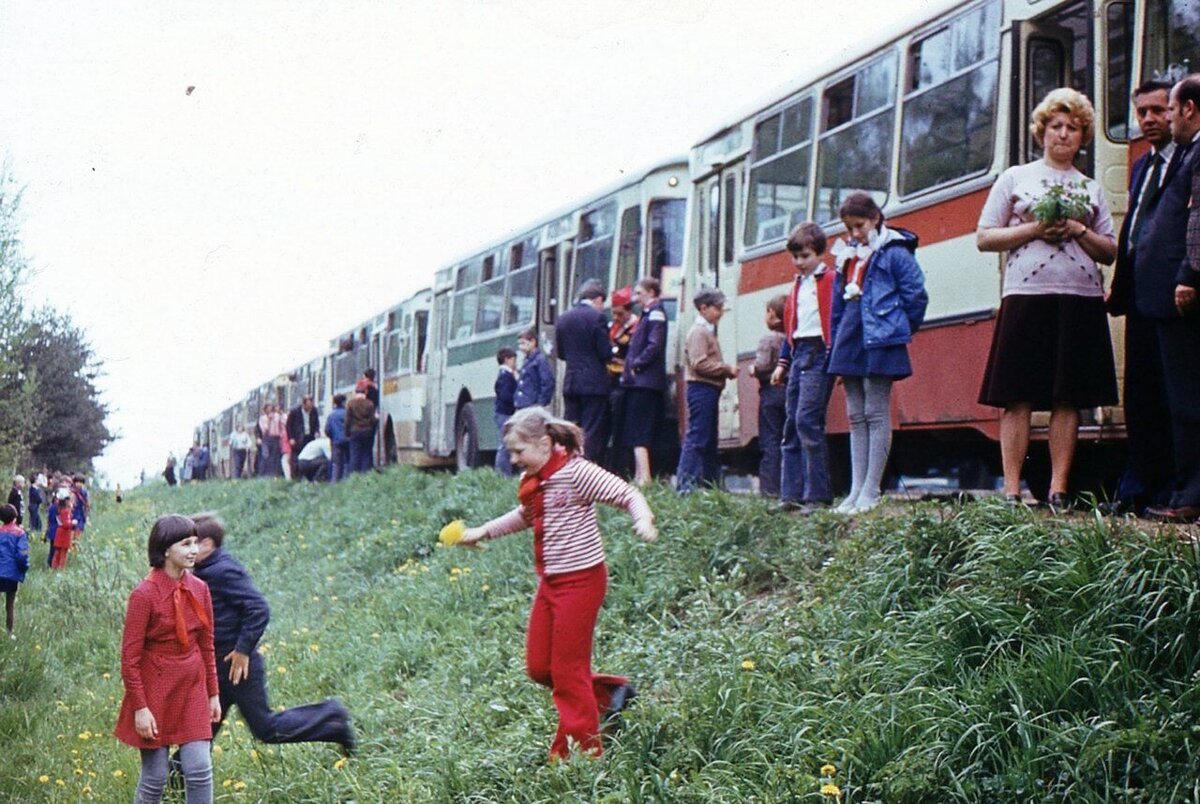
[49,493,75,570]
[458,406,657,760]
[114,515,220,803]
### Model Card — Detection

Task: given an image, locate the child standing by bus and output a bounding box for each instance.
[771,222,836,513]
[514,329,554,411]
[0,504,29,639]
[457,406,656,761]
[753,295,787,497]
[827,193,928,514]
[676,288,739,494]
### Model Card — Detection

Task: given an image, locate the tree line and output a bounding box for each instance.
[0,166,112,475]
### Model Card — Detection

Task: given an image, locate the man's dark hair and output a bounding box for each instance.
[332,393,347,407]
[147,515,197,568]
[635,277,661,297]
[576,279,606,302]
[518,328,537,342]
[191,511,226,548]
[363,368,377,381]
[497,347,517,363]
[1133,79,1173,99]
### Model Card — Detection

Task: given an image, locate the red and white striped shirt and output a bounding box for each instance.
[482,456,652,576]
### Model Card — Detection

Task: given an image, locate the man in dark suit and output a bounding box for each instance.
[554,280,613,461]
[285,396,320,480]
[1106,79,1176,514]
[1133,74,1200,522]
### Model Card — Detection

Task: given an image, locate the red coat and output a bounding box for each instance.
[113,569,219,749]
[53,506,74,549]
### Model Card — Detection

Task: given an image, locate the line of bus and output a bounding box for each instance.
[198,0,1197,495]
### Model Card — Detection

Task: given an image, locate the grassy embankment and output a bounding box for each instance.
[1,468,1199,802]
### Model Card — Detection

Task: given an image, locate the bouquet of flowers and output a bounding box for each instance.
[1032,180,1092,224]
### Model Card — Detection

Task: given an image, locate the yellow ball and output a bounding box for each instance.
[439,520,465,546]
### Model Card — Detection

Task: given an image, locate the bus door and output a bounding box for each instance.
[1014,1,1093,172]
[699,165,745,446]
[538,244,567,412]
[426,290,451,456]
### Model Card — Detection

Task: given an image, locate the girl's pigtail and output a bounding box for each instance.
[545,420,584,455]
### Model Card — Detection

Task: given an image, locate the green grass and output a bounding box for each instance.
[1,469,1199,802]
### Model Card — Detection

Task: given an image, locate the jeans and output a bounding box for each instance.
[137,741,210,804]
[779,340,835,504]
[231,448,247,479]
[212,650,352,746]
[757,383,786,497]
[494,412,514,476]
[330,442,350,481]
[348,432,374,474]
[675,382,721,493]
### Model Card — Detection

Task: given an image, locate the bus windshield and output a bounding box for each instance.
[1142,0,1200,83]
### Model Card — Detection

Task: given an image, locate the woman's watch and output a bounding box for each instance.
[1073,223,1087,239]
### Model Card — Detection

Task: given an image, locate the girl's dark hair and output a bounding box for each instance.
[147,515,197,568]
[0,504,16,524]
[503,406,583,455]
[190,511,226,548]
[838,192,883,222]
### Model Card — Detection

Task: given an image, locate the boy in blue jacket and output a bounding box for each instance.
[514,328,555,410]
[0,504,29,638]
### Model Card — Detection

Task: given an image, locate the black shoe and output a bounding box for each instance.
[329,700,357,755]
[607,684,636,716]
[1047,492,1072,515]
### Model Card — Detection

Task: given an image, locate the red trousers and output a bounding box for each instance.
[526,562,625,760]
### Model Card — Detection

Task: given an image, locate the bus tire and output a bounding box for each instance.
[455,405,481,472]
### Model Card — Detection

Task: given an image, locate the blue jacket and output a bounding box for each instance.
[830,227,928,350]
[494,368,517,416]
[324,407,348,445]
[0,524,29,583]
[620,299,668,391]
[555,302,612,396]
[515,348,555,409]
[193,547,271,655]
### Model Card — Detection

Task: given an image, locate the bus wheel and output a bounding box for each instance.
[455,405,481,472]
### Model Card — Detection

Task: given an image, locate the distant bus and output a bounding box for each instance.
[676,0,1194,493]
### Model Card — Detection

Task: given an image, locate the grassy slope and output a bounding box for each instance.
[1,469,1199,803]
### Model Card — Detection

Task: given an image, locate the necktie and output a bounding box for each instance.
[1130,153,1164,244]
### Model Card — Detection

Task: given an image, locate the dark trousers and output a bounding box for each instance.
[231,449,248,479]
[1115,312,1174,507]
[297,456,329,482]
[258,437,282,477]
[212,650,350,745]
[331,443,350,481]
[757,384,786,497]
[348,432,374,474]
[564,394,610,463]
[676,382,721,493]
[1156,314,1200,507]
[780,340,835,504]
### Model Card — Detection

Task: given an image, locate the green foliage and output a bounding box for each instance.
[0,164,39,474]
[2,473,1199,802]
[1031,181,1093,224]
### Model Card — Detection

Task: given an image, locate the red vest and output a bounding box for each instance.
[781,268,834,348]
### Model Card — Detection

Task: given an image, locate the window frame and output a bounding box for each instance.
[743,92,816,249]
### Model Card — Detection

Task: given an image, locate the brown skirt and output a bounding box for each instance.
[978,293,1118,410]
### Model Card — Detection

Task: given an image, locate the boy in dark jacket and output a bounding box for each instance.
[514,328,554,410]
[188,512,355,752]
[494,348,518,476]
[619,277,669,485]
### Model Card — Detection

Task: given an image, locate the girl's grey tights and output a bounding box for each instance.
[136,740,212,804]
[843,376,893,509]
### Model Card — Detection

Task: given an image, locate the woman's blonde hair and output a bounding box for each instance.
[503,406,583,454]
[1030,87,1095,146]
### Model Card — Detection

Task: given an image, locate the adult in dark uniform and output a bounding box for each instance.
[1134,74,1200,522]
[554,280,612,462]
[619,277,669,486]
[285,396,320,480]
[1106,79,1176,514]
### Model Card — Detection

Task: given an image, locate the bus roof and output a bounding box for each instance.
[692,0,974,150]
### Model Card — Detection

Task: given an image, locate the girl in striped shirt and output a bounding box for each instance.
[459,406,657,760]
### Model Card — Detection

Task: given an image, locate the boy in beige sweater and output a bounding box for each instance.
[676,288,739,493]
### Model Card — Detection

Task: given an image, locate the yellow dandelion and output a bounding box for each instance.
[439,519,465,546]
[741,659,756,671]
[371,632,381,639]
[56,778,65,786]
[112,769,124,778]
[212,745,223,758]
[277,666,287,675]
[250,749,259,761]
[38,775,49,784]
[82,785,92,795]
[821,764,837,777]
[74,768,83,775]
[101,672,111,680]
[481,584,490,592]
[34,643,41,651]
[334,757,348,770]
[331,595,338,601]
[78,731,92,740]
[88,771,96,778]
[223,779,233,788]
[821,782,841,798]
[234,780,247,790]
[312,595,321,601]
[448,575,459,583]
[309,643,320,653]
[450,567,462,575]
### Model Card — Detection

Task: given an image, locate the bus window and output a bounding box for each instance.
[899,1,1000,196]
[723,172,737,264]
[414,310,429,374]
[744,97,815,247]
[649,199,685,284]
[539,250,558,325]
[385,330,402,375]
[506,234,538,327]
[615,207,641,292]
[815,53,896,223]
[1104,2,1133,141]
[450,261,480,341]
[574,204,616,295]
[476,256,506,334]
[1141,1,1200,96]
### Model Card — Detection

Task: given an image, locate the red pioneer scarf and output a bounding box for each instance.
[517,447,572,574]
[173,578,212,648]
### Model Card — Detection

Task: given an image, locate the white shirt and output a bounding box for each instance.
[229,431,253,450]
[297,437,332,462]
[792,274,822,339]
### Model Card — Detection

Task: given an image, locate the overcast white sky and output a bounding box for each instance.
[0,0,918,486]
